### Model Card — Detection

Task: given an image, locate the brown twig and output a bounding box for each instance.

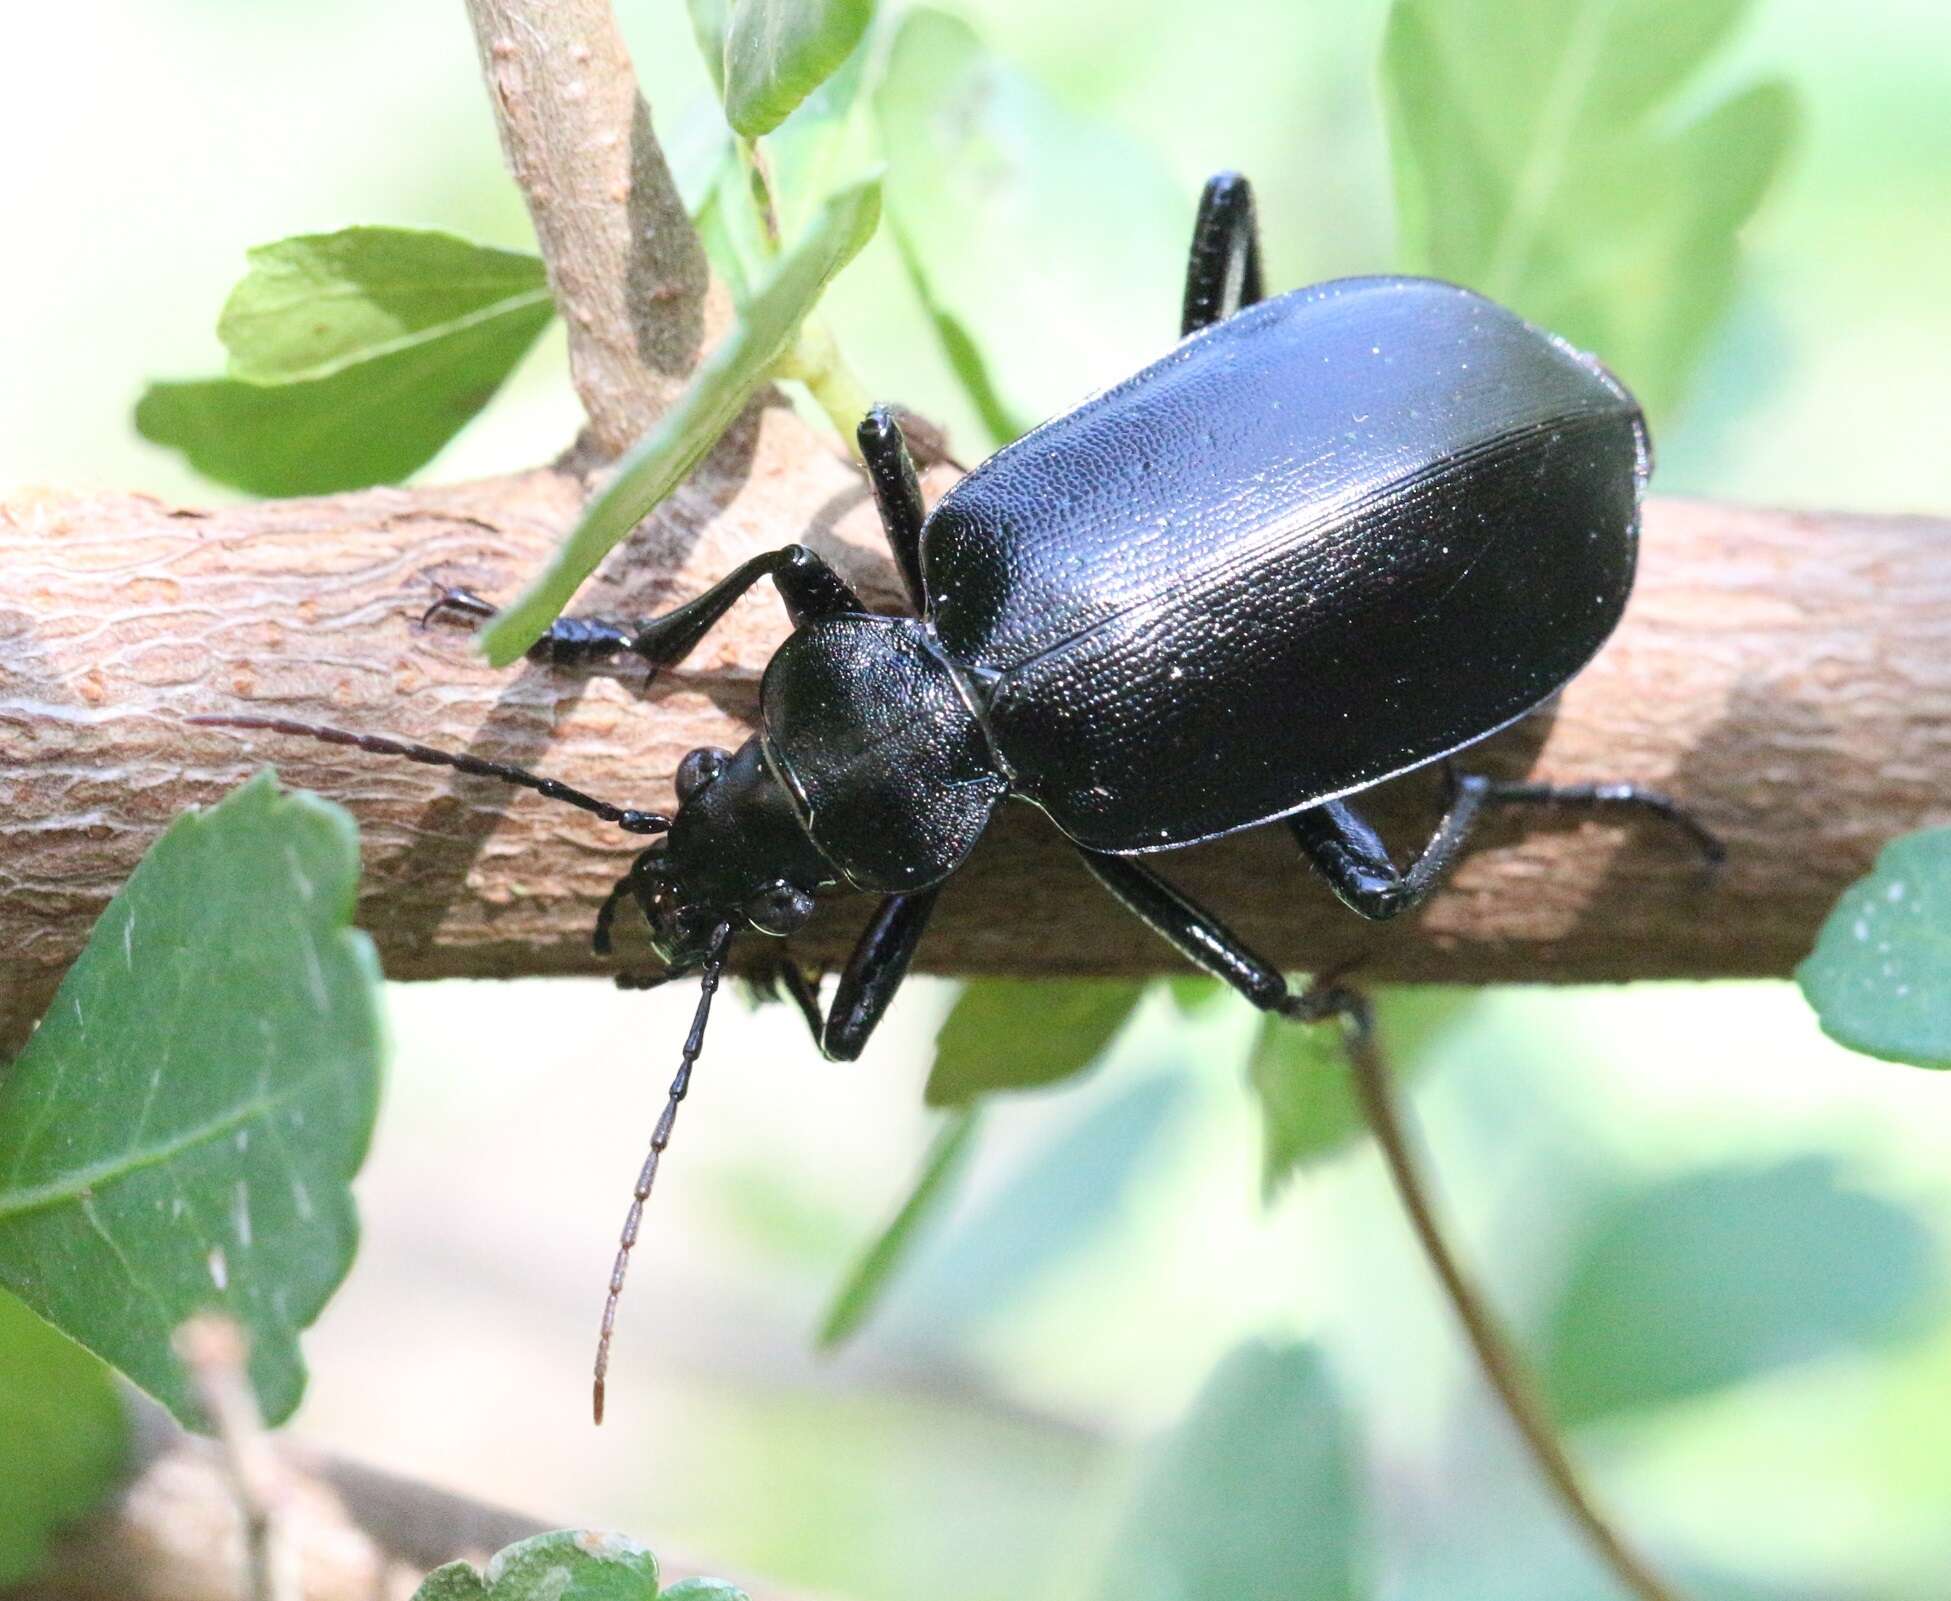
[462,0,730,451]
[7,1394,808,1601]
[173,1318,293,1601]
[1341,1003,1685,1601]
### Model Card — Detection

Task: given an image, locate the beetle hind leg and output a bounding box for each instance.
[1181,172,1266,336]
[1289,771,1725,923]
[1079,848,1347,1025]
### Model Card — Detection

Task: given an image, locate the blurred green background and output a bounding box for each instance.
[5,1,1950,1597]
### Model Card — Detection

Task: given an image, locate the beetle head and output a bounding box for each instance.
[629,737,826,966]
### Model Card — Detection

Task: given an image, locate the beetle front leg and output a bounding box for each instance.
[424,587,644,668]
[756,889,941,1061]
[1181,171,1266,336]
[424,545,866,673]
[1289,773,1725,923]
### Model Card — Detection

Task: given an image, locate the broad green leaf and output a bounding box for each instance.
[1797,826,1951,1068]
[924,979,1144,1106]
[817,1110,977,1350]
[0,773,384,1427]
[1093,1341,1368,1601]
[874,9,1187,446]
[896,1075,1182,1336]
[135,301,551,497]
[0,1289,128,1586]
[685,0,731,96]
[215,228,550,383]
[1382,0,1796,417]
[413,1531,659,1601]
[723,0,875,139]
[1250,987,1473,1198]
[478,176,881,666]
[762,27,877,246]
[664,1584,750,1601]
[1541,1159,1936,1427]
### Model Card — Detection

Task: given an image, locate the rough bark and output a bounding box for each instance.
[7,476,1948,1051]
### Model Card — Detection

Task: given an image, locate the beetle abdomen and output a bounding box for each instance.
[921,276,1647,853]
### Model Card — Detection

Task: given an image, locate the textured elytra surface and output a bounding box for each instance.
[922,279,1645,851]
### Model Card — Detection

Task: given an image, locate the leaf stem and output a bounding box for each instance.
[1338,1004,1688,1601]
[776,317,875,454]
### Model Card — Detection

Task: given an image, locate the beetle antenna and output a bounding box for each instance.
[592,921,734,1425]
[187,715,671,835]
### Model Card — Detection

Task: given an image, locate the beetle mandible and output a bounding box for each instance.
[196,171,1721,1419]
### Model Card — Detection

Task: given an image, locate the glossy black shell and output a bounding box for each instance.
[919,275,1649,853]
[762,617,1004,893]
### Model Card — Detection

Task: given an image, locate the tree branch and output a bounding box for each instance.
[464,0,730,451]
[5,480,1948,1051]
[6,1393,808,1601]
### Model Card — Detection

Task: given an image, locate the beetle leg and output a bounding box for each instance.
[1289,774,1725,922]
[424,546,866,674]
[625,545,866,667]
[743,954,827,1044]
[1079,849,1342,1021]
[1181,171,1266,337]
[816,887,942,1062]
[422,585,643,669]
[858,406,928,613]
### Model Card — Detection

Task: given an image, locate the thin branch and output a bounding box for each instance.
[174,1317,293,1601]
[463,0,730,451]
[1342,1006,1685,1601]
[11,1393,811,1601]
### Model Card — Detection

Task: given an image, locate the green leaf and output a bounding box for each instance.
[663,1584,750,1601]
[1381,0,1796,417]
[723,0,875,139]
[1093,1341,1368,1601]
[0,1289,128,1586]
[873,9,1187,446]
[1541,1158,1937,1427]
[0,773,384,1428]
[898,1075,1182,1335]
[412,1531,659,1601]
[478,176,881,666]
[137,229,553,496]
[1797,826,1951,1069]
[685,0,731,97]
[1250,987,1472,1198]
[762,27,877,247]
[215,228,550,384]
[923,980,1144,1106]
[817,1110,977,1350]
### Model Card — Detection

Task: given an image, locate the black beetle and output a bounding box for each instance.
[195,172,1719,1418]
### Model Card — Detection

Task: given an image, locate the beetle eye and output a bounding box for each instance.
[743,881,815,936]
[674,746,730,803]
